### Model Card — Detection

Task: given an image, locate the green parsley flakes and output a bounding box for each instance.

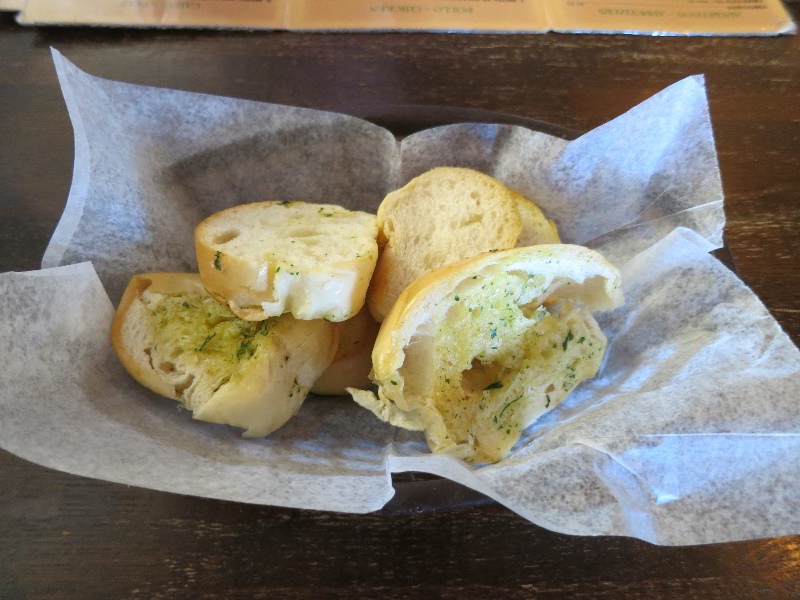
[562,330,573,351]
[196,333,216,352]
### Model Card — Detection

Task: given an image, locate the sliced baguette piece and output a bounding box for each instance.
[349,245,622,463]
[196,201,378,322]
[112,273,338,437]
[515,194,561,246]
[311,307,380,396]
[367,167,559,322]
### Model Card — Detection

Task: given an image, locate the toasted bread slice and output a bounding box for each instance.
[367,167,559,322]
[311,307,380,396]
[196,201,378,322]
[112,273,338,437]
[349,245,622,463]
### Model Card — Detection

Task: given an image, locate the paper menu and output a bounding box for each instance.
[546,0,795,34]
[288,0,548,31]
[15,0,796,34]
[18,0,285,27]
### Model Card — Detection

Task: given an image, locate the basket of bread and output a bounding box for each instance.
[113,167,622,463]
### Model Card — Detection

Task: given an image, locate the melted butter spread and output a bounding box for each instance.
[422,272,604,463]
[143,291,275,391]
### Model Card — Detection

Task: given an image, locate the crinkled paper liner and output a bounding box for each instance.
[1,50,798,545]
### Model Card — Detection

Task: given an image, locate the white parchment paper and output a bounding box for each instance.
[2,50,798,545]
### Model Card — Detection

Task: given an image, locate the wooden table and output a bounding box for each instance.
[2,10,799,598]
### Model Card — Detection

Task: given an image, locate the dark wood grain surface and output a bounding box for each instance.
[2,10,800,598]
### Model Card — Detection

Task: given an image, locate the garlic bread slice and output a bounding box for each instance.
[196,201,378,322]
[112,273,338,437]
[349,245,622,463]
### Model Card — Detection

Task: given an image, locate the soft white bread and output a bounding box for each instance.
[349,245,622,463]
[311,307,380,396]
[196,201,378,322]
[112,273,338,437]
[366,167,559,322]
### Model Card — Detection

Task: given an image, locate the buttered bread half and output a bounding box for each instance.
[349,245,622,463]
[366,167,559,322]
[112,273,338,437]
[196,201,378,322]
